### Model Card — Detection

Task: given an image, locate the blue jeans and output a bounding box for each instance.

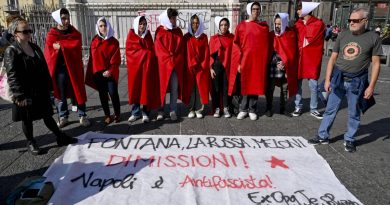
[56,67,86,118]
[294,79,319,112]
[318,81,361,142]
[159,70,178,113]
[131,104,149,117]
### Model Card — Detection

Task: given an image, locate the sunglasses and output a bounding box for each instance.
[348,18,366,23]
[15,29,33,35]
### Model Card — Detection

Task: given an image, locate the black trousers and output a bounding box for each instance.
[211,60,229,110]
[93,72,121,117]
[56,66,86,117]
[265,77,288,111]
[189,81,203,112]
[22,116,61,142]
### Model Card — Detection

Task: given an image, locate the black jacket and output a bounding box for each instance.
[4,41,54,121]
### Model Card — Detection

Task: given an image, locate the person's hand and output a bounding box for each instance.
[16,99,27,107]
[53,42,60,50]
[238,65,241,73]
[363,86,374,99]
[276,61,285,70]
[103,71,111,78]
[324,79,331,92]
[210,69,216,79]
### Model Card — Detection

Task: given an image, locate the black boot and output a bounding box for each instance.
[27,141,41,155]
[56,132,78,146]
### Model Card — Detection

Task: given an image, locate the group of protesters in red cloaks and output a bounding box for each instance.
[44,1,325,128]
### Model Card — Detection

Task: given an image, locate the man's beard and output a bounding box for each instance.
[275,27,281,34]
[351,26,365,35]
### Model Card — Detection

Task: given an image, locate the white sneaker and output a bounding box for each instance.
[170,111,177,121]
[128,115,141,122]
[237,112,248,120]
[213,108,220,118]
[57,117,68,128]
[249,112,257,121]
[142,115,150,123]
[79,116,91,127]
[188,111,195,118]
[223,108,231,118]
[71,106,78,112]
[195,111,203,119]
[156,112,164,121]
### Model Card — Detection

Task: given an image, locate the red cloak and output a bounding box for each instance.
[271,27,299,98]
[295,16,325,80]
[85,35,121,90]
[229,21,271,96]
[209,32,234,83]
[182,33,210,105]
[125,30,160,110]
[154,26,185,106]
[44,26,87,104]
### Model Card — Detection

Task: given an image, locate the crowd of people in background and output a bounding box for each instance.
[1,1,382,155]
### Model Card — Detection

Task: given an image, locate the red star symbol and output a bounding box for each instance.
[266,156,289,169]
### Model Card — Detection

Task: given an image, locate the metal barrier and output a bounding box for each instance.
[24,3,243,64]
[23,2,292,65]
[382,45,390,67]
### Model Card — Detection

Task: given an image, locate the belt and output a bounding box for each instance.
[343,76,353,82]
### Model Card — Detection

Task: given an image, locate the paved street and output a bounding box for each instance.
[0,56,389,205]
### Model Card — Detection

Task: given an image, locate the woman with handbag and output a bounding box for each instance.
[85,17,121,124]
[4,18,77,155]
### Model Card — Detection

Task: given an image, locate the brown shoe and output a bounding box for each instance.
[114,115,121,123]
[104,116,112,125]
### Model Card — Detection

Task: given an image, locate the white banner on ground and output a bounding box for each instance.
[44,132,363,205]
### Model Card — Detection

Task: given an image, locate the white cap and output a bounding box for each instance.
[159,9,172,30]
[214,16,223,28]
[51,9,62,26]
[274,13,289,36]
[300,2,320,17]
[133,16,148,38]
[188,15,204,38]
[246,2,261,16]
[96,17,114,40]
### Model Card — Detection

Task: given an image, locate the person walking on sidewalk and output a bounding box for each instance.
[292,2,325,119]
[44,8,90,128]
[85,17,121,125]
[308,8,382,152]
[4,18,77,155]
